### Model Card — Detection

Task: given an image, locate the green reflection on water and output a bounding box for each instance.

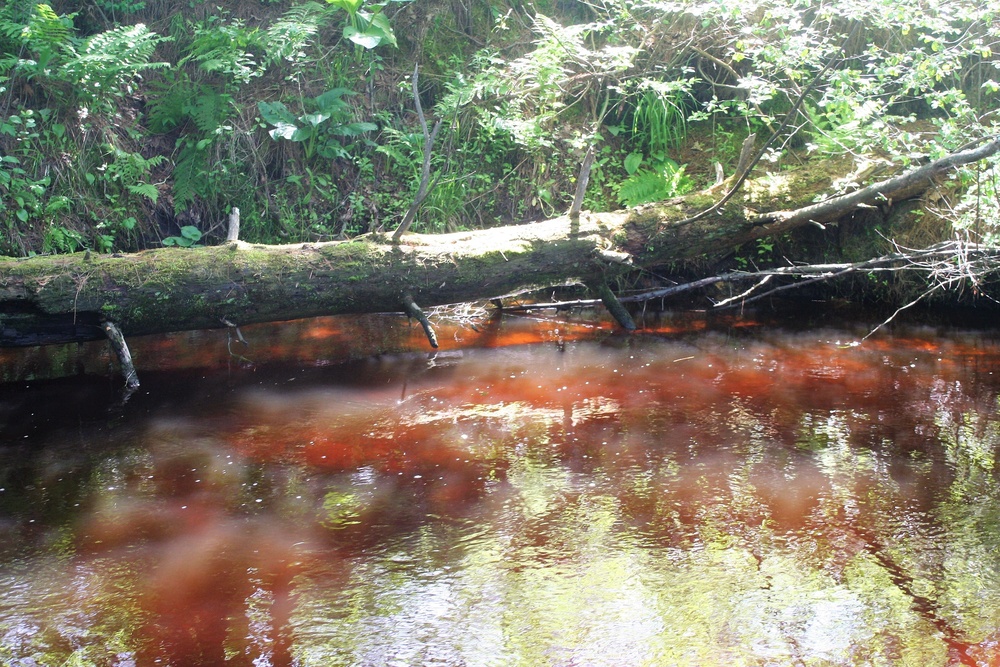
[2,328,1000,665]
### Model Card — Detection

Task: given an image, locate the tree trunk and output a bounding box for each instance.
[2,141,996,348]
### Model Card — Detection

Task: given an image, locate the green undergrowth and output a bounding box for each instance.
[0,0,994,300]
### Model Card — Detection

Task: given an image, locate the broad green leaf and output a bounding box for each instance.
[344,25,382,49]
[331,121,378,136]
[367,13,397,48]
[318,143,350,159]
[314,88,353,111]
[257,101,297,126]
[624,152,643,175]
[325,0,364,15]
[301,112,332,127]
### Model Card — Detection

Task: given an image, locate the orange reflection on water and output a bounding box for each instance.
[5,313,1000,666]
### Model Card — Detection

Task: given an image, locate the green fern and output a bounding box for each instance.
[617,170,670,207]
[0,4,75,82]
[107,147,164,182]
[20,4,73,56]
[146,75,233,135]
[0,3,33,52]
[184,88,233,133]
[617,160,693,207]
[127,182,159,203]
[105,147,165,204]
[171,141,208,212]
[61,24,168,109]
[263,2,330,65]
[3,10,167,114]
[180,16,263,85]
[145,72,195,133]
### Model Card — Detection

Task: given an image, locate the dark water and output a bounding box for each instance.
[2,311,1000,666]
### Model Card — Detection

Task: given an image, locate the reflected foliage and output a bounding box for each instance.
[2,319,1000,664]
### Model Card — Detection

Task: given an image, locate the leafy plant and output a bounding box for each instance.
[144,72,239,214]
[0,154,49,227]
[104,146,165,203]
[324,0,397,50]
[42,224,84,253]
[262,2,331,67]
[258,88,376,159]
[616,155,693,207]
[178,13,266,85]
[1,6,168,115]
[93,0,147,18]
[162,225,203,247]
[632,80,695,157]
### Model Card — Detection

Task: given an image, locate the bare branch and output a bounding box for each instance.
[393,65,443,243]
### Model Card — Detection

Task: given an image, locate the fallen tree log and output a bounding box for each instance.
[1,139,997,348]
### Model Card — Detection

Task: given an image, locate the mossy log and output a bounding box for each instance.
[2,140,997,347]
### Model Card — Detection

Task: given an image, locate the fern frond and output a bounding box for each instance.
[183,88,233,133]
[61,23,168,106]
[147,76,233,135]
[264,2,330,65]
[145,72,195,133]
[21,4,74,57]
[171,142,208,212]
[617,161,693,207]
[181,18,263,84]
[617,169,670,207]
[127,182,158,202]
[0,4,32,53]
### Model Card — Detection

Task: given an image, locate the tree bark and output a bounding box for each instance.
[2,140,996,347]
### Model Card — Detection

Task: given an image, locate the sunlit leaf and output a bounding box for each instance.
[268,121,303,142]
[344,25,382,49]
[314,88,353,111]
[325,0,364,15]
[331,121,377,136]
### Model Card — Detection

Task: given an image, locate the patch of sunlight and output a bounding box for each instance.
[571,396,623,424]
[744,172,791,202]
[506,453,575,519]
[403,401,565,428]
[505,555,663,666]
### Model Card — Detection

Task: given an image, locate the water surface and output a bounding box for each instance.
[1,311,1000,666]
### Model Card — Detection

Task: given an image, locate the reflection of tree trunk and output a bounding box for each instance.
[844,517,976,665]
[2,140,997,348]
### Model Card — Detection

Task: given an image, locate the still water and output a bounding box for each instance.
[1,310,1000,666]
